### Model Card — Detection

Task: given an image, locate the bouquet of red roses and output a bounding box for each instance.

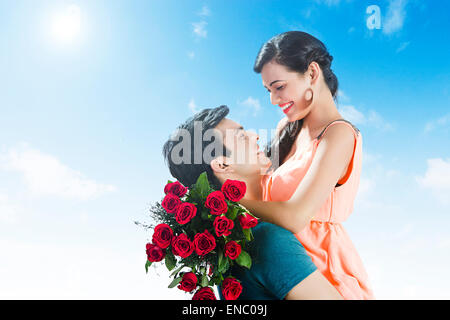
[140,172,258,300]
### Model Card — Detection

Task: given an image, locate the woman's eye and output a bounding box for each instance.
[276,85,284,90]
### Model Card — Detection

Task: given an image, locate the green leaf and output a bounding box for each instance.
[242,228,252,241]
[201,209,209,220]
[235,250,252,269]
[194,172,210,197]
[170,264,185,277]
[167,180,174,184]
[168,276,183,288]
[209,277,219,287]
[165,251,177,271]
[226,206,239,220]
[218,249,223,267]
[201,274,209,287]
[218,255,230,273]
[145,260,152,274]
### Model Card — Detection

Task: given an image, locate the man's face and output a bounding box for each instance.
[214,118,271,177]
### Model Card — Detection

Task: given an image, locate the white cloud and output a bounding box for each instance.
[338,105,393,131]
[197,5,211,17]
[314,0,341,6]
[238,96,261,117]
[188,98,200,114]
[424,113,450,133]
[187,51,195,59]
[192,21,207,39]
[367,110,393,131]
[396,41,410,53]
[416,158,450,205]
[337,89,350,102]
[383,0,408,35]
[0,193,20,224]
[0,239,192,299]
[338,105,366,125]
[1,144,117,200]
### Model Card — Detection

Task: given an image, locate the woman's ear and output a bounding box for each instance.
[210,156,232,174]
[308,61,320,85]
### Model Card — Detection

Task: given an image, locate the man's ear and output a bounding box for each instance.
[210,156,233,175]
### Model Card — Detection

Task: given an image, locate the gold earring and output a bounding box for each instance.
[305,88,314,101]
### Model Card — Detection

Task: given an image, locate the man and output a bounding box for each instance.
[162,105,342,300]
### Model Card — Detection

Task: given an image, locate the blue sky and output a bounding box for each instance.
[0,0,449,299]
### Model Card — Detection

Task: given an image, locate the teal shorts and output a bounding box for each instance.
[218,221,317,300]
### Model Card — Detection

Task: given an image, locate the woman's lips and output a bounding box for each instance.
[279,101,294,114]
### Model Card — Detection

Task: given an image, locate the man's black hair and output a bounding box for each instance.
[162,105,230,189]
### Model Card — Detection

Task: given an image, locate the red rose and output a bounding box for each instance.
[164,181,188,197]
[171,233,195,258]
[224,240,241,260]
[175,202,197,225]
[161,193,182,214]
[177,272,198,292]
[221,180,246,202]
[192,287,217,300]
[146,243,166,262]
[194,230,216,256]
[213,215,234,237]
[205,191,228,215]
[208,264,213,276]
[152,223,173,249]
[221,277,243,300]
[238,213,258,229]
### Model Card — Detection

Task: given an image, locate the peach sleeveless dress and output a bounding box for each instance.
[262,119,374,299]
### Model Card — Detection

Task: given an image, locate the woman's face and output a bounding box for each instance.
[261,60,313,122]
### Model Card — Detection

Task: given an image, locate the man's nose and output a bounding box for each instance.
[248,131,259,141]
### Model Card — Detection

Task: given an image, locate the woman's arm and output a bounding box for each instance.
[240,124,356,234]
[285,270,343,300]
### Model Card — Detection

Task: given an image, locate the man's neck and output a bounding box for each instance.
[219,173,265,201]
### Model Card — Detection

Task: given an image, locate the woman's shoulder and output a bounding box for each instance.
[316,119,360,141]
[316,122,356,154]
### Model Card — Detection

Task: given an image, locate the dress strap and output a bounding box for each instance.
[316,119,360,140]
[315,119,360,188]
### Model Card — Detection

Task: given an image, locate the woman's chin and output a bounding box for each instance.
[285,105,308,122]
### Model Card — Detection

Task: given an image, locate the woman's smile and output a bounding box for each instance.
[279,101,294,114]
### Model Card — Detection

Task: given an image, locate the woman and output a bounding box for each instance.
[239,31,374,299]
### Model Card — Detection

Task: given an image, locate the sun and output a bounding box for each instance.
[51,4,82,43]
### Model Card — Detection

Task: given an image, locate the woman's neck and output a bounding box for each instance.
[302,87,341,139]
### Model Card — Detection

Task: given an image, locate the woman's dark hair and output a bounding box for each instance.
[253,31,339,167]
[162,105,230,190]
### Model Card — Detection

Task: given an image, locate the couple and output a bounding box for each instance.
[162,31,374,300]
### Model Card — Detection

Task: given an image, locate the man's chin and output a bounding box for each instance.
[257,154,272,168]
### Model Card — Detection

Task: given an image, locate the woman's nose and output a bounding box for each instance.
[270,92,280,105]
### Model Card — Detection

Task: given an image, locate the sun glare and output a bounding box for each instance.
[51,4,81,43]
